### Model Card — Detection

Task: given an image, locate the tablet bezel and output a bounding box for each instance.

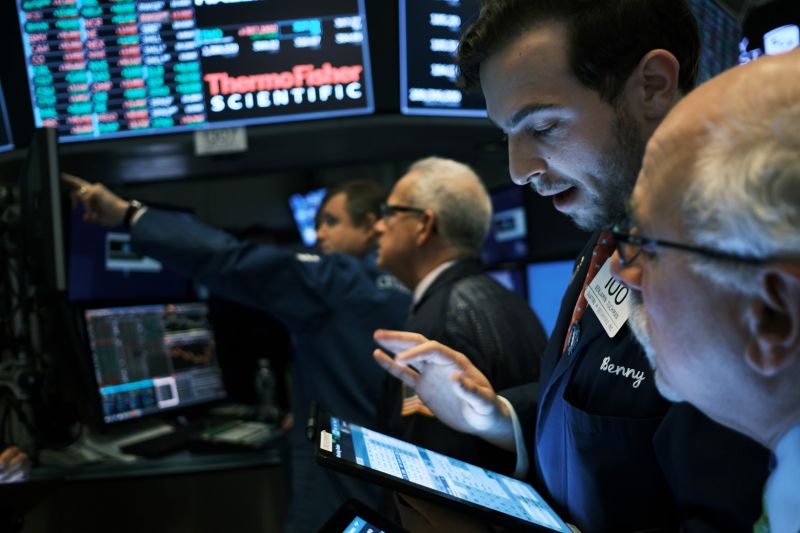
[313,411,571,533]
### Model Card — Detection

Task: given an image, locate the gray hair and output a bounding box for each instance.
[406,156,492,255]
[682,93,800,295]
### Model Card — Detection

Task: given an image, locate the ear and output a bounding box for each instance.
[625,49,680,122]
[415,209,437,246]
[745,266,800,377]
[361,212,379,237]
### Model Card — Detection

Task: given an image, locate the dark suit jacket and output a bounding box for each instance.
[380,258,548,473]
[506,232,770,532]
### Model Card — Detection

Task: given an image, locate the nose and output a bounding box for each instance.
[316,225,328,244]
[610,250,642,291]
[508,133,547,187]
[374,217,386,234]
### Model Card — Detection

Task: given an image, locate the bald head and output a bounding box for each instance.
[616,50,800,449]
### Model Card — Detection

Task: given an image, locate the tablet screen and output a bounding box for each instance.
[318,416,571,532]
[342,516,384,533]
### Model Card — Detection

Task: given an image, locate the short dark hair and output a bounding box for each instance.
[318,180,388,227]
[457,0,700,104]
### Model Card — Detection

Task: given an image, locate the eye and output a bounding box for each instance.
[526,121,559,138]
[318,213,339,228]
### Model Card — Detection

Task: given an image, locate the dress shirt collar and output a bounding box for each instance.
[413,260,457,306]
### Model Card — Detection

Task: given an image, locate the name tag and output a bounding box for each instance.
[585,259,631,338]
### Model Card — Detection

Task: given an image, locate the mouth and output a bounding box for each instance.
[551,187,578,211]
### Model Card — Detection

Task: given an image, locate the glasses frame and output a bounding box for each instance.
[611,225,767,266]
[379,203,426,219]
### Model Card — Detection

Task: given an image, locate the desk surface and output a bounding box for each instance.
[31,445,281,483]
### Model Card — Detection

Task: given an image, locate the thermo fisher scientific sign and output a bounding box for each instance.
[16,0,374,142]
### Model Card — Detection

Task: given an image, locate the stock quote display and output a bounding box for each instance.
[84,302,226,423]
[16,0,373,143]
[399,0,485,117]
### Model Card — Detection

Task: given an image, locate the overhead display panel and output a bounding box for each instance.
[16,0,374,143]
[399,0,486,117]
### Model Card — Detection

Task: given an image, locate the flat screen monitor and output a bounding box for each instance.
[19,127,66,293]
[16,0,374,143]
[482,186,528,265]
[0,81,13,153]
[688,0,741,82]
[739,0,799,64]
[289,187,326,246]
[527,260,574,337]
[67,205,193,302]
[83,301,227,424]
[399,0,485,117]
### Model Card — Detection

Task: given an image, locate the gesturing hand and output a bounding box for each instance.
[373,329,514,450]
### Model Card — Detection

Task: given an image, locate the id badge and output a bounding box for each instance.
[585,259,632,338]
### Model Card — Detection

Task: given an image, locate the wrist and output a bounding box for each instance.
[123,199,143,230]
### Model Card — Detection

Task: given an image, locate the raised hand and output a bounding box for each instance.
[62,173,130,227]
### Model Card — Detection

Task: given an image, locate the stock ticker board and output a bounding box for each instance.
[16,0,374,142]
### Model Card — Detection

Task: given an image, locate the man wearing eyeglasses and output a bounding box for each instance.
[610,49,800,533]
[373,157,547,478]
[373,0,769,531]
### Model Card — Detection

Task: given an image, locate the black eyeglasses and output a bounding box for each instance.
[379,203,426,219]
[611,222,767,266]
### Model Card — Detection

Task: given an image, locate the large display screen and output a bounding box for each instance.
[527,260,574,336]
[399,0,485,117]
[289,187,326,247]
[0,82,13,153]
[16,0,374,143]
[688,0,741,82]
[482,186,528,265]
[68,204,193,301]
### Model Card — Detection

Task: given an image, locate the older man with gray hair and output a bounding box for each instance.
[611,49,800,533]
[374,156,547,477]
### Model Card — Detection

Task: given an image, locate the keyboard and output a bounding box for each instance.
[120,424,198,458]
[120,420,280,457]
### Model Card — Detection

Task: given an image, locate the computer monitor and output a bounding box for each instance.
[399,0,486,117]
[0,80,13,153]
[688,0,741,82]
[82,302,227,424]
[67,205,194,302]
[481,186,528,266]
[527,259,574,337]
[289,187,327,247]
[15,0,374,142]
[486,267,526,300]
[19,127,66,293]
[738,0,799,64]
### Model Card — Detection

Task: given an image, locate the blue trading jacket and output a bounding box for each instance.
[132,208,411,532]
[504,231,770,532]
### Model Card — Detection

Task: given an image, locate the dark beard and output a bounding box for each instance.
[582,103,646,231]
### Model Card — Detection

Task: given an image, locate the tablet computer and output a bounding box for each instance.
[314,412,571,532]
[319,499,408,533]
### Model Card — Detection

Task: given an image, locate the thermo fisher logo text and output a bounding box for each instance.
[204,63,364,111]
